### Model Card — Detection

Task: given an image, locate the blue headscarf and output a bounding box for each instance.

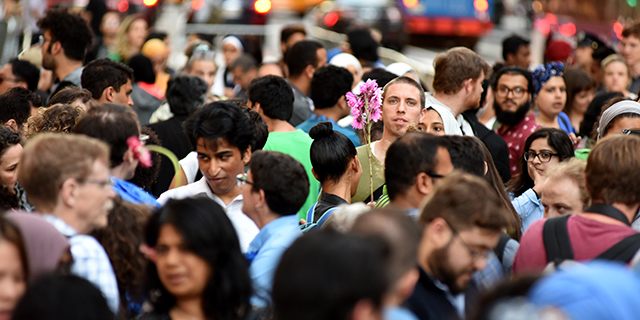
[531,62,565,100]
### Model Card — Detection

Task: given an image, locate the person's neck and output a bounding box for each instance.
[265,118,296,133]
[535,111,557,128]
[255,210,280,229]
[313,107,344,123]
[583,201,639,225]
[433,92,465,117]
[289,75,310,95]
[322,179,353,204]
[373,131,398,163]
[103,35,116,47]
[50,206,89,234]
[566,109,583,130]
[417,241,433,275]
[210,184,242,206]
[390,192,420,211]
[170,296,205,320]
[55,59,82,82]
[630,62,640,79]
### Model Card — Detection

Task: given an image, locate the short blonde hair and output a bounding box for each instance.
[19,133,110,211]
[544,158,589,211]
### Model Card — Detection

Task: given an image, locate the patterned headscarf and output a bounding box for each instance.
[531,62,565,100]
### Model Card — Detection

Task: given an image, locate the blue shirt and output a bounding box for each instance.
[558,111,576,135]
[42,214,120,314]
[112,177,160,207]
[511,188,544,232]
[296,114,362,147]
[384,306,420,320]
[246,215,302,306]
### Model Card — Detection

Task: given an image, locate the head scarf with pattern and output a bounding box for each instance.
[531,62,565,101]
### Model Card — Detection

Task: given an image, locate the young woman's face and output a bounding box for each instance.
[526,137,561,178]
[536,77,567,118]
[603,61,631,94]
[127,19,148,50]
[155,224,211,300]
[222,43,241,66]
[0,239,26,320]
[0,144,22,194]
[569,89,595,116]
[420,109,446,136]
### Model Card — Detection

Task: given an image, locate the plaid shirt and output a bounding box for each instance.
[42,215,120,313]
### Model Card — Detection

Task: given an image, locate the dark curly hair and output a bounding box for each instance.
[48,86,94,108]
[91,196,151,318]
[25,103,85,139]
[128,126,162,189]
[144,197,252,320]
[37,8,94,61]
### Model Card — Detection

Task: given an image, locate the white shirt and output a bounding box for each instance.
[179,151,199,185]
[158,178,259,252]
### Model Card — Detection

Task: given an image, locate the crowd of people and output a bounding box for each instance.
[4,6,640,320]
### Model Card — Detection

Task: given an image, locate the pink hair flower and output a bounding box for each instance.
[127,136,153,168]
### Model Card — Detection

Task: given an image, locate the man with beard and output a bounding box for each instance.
[406,172,508,320]
[37,8,93,102]
[426,47,490,136]
[492,66,540,176]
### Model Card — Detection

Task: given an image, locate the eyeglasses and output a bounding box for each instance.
[236,173,253,188]
[38,35,54,46]
[139,134,149,146]
[426,172,445,179]
[496,85,528,99]
[523,151,558,163]
[0,77,19,85]
[85,178,115,188]
[443,219,487,260]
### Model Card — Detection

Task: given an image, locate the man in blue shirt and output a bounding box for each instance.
[296,65,361,147]
[239,150,309,306]
[74,103,159,207]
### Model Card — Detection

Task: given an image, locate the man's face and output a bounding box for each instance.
[187,60,216,90]
[513,45,531,69]
[382,83,425,138]
[574,46,594,70]
[0,64,24,95]
[428,226,500,294]
[113,79,133,106]
[41,30,56,71]
[282,32,306,54]
[197,137,249,196]
[315,48,328,69]
[466,72,485,110]
[620,35,640,68]
[75,160,116,233]
[541,177,584,219]
[494,74,531,113]
[231,67,257,91]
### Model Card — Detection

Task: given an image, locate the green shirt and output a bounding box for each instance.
[263,130,320,220]
[352,143,385,203]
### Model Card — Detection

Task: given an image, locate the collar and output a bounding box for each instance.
[309,114,338,124]
[246,215,299,254]
[195,177,243,209]
[41,214,78,237]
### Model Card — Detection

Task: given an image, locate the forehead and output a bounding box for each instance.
[385,82,421,98]
[623,35,640,44]
[192,59,216,71]
[497,73,528,86]
[543,177,578,197]
[605,60,628,71]
[0,64,13,75]
[543,76,565,87]
[196,137,239,153]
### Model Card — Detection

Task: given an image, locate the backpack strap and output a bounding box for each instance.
[315,207,338,229]
[543,215,574,265]
[493,233,512,263]
[585,203,631,226]
[306,202,318,224]
[596,233,640,263]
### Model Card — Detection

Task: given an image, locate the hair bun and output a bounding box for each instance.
[309,121,334,140]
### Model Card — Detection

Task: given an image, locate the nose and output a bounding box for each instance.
[473,255,488,271]
[107,186,116,199]
[397,100,406,113]
[206,159,222,177]
[128,96,134,107]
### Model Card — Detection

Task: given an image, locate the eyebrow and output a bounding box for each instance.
[527,149,555,153]
[215,150,234,157]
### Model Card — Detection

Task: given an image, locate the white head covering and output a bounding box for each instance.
[329,53,362,75]
[386,62,419,81]
[597,100,640,140]
[221,36,244,53]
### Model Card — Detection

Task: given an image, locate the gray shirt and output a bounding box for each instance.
[288,81,313,127]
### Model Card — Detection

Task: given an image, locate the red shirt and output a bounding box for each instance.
[496,115,541,176]
[513,214,638,275]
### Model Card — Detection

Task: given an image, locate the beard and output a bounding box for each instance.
[493,99,531,126]
[42,45,56,71]
[427,242,476,295]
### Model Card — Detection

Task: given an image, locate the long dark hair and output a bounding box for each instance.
[508,128,574,197]
[144,197,252,319]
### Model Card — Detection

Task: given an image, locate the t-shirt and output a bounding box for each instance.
[512,214,638,275]
[263,130,320,220]
[352,142,385,203]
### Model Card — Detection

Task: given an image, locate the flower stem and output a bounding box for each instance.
[364,100,374,202]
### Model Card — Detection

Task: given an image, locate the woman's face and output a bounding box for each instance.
[526,137,561,178]
[127,19,148,50]
[155,224,211,300]
[345,65,361,89]
[605,116,640,137]
[222,43,242,66]
[569,89,595,116]
[603,61,631,94]
[0,239,26,320]
[419,109,445,136]
[0,145,22,194]
[536,77,566,118]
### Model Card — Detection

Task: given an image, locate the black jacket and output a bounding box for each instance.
[406,268,461,320]
[462,111,511,183]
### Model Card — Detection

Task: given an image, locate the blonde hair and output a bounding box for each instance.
[544,158,589,211]
[115,14,145,63]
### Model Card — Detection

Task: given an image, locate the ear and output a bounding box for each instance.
[4,119,18,132]
[123,147,135,164]
[304,64,315,79]
[16,81,28,90]
[351,156,361,174]
[102,86,116,102]
[59,178,79,208]
[465,78,474,93]
[415,172,433,197]
[311,168,320,182]
[242,148,252,165]
[256,189,268,210]
[338,95,348,110]
[349,299,377,320]
[426,217,453,249]
[51,41,63,55]
[484,161,488,175]
[419,106,427,123]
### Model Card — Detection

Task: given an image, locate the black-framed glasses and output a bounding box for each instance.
[0,77,19,85]
[426,172,445,179]
[236,173,253,188]
[523,151,558,163]
[442,219,487,260]
[38,35,54,46]
[85,178,115,188]
[496,85,527,99]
